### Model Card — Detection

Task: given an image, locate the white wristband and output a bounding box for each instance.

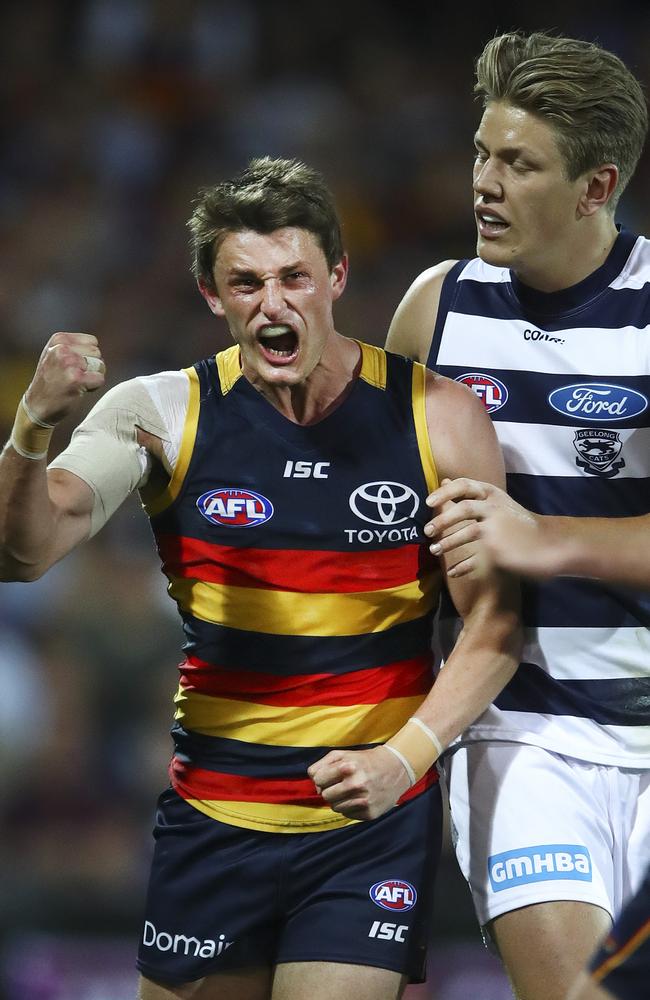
[382,743,416,787]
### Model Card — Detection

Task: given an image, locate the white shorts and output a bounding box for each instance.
[445,742,650,928]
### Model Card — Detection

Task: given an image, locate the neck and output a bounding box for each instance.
[246,335,361,425]
[515,215,619,293]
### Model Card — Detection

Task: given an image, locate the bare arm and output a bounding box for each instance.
[412,376,521,746]
[0,333,165,581]
[0,333,106,580]
[385,260,457,362]
[308,375,521,819]
[426,477,650,588]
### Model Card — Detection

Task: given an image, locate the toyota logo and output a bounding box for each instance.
[349,481,420,525]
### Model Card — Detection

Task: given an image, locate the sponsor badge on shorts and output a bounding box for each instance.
[488,844,592,892]
[369,879,417,912]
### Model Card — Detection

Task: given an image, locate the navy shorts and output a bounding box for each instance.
[589,868,650,1000]
[137,784,442,985]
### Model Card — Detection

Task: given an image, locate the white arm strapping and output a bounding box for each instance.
[48,373,186,537]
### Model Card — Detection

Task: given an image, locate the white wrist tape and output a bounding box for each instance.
[382,743,416,787]
[407,716,444,758]
[9,396,55,460]
[385,716,444,783]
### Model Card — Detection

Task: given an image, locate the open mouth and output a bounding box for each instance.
[477,212,509,237]
[257,324,299,364]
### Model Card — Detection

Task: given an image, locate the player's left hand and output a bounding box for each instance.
[308,746,412,821]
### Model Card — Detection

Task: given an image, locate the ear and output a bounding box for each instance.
[330,253,349,301]
[578,164,619,217]
[198,279,225,317]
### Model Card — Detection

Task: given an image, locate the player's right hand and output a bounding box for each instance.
[23,332,106,424]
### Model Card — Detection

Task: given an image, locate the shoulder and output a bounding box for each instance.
[423,369,504,484]
[386,259,458,363]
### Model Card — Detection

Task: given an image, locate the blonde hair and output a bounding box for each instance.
[475,31,648,211]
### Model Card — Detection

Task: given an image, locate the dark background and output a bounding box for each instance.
[1,2,648,997]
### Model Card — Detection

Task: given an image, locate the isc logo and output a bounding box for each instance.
[369,879,417,912]
[455,372,508,413]
[196,488,274,528]
[283,460,330,478]
[368,921,408,942]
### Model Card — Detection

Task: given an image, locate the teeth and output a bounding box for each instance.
[481,214,506,224]
[261,325,292,338]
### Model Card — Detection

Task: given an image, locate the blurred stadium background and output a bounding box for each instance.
[1,2,649,997]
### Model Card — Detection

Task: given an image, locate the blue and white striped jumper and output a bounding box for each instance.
[428,226,650,766]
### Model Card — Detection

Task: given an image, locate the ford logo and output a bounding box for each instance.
[548,383,647,422]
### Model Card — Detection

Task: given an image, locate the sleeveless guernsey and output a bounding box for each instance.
[144,341,441,833]
[428,227,650,766]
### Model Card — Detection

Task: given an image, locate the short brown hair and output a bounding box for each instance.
[475,31,648,211]
[188,157,344,292]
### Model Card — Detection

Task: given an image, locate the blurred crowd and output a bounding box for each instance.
[1,0,650,991]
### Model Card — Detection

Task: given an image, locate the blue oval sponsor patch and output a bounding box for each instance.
[548,383,647,422]
[369,879,417,912]
[455,372,508,413]
[196,488,274,527]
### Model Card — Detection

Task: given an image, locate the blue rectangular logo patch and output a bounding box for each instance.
[488,844,592,892]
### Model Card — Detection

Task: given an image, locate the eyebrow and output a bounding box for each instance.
[227,260,307,278]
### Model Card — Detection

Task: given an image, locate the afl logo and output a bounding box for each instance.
[455,372,508,413]
[349,482,419,525]
[196,488,274,527]
[548,383,647,422]
[369,879,417,912]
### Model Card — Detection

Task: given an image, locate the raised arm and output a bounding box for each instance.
[426,477,650,588]
[385,260,457,362]
[0,332,167,582]
[0,333,106,580]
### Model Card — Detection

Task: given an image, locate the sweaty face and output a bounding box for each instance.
[473,101,587,290]
[204,227,346,388]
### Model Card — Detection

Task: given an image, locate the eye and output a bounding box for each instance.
[284,271,309,285]
[230,276,259,291]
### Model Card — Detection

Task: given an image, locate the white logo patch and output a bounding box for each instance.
[349,482,419,526]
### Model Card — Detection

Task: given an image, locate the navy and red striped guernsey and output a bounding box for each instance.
[142,341,441,833]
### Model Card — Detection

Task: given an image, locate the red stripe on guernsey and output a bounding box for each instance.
[157,533,425,592]
[170,757,438,805]
[179,654,433,706]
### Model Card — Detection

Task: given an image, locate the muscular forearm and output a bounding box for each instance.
[0,333,106,580]
[0,445,95,581]
[414,607,521,748]
[0,445,59,580]
[538,514,650,588]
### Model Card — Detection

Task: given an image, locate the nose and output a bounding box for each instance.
[260,278,284,318]
[473,157,503,200]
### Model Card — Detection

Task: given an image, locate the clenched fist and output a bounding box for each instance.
[24,332,106,425]
[308,745,412,821]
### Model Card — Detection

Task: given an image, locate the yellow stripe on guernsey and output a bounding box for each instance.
[174,688,425,748]
[168,573,438,636]
[216,340,388,395]
[185,798,362,832]
[411,361,439,494]
[143,366,201,516]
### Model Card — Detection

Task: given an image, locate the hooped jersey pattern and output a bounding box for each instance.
[145,342,441,833]
[429,227,650,765]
